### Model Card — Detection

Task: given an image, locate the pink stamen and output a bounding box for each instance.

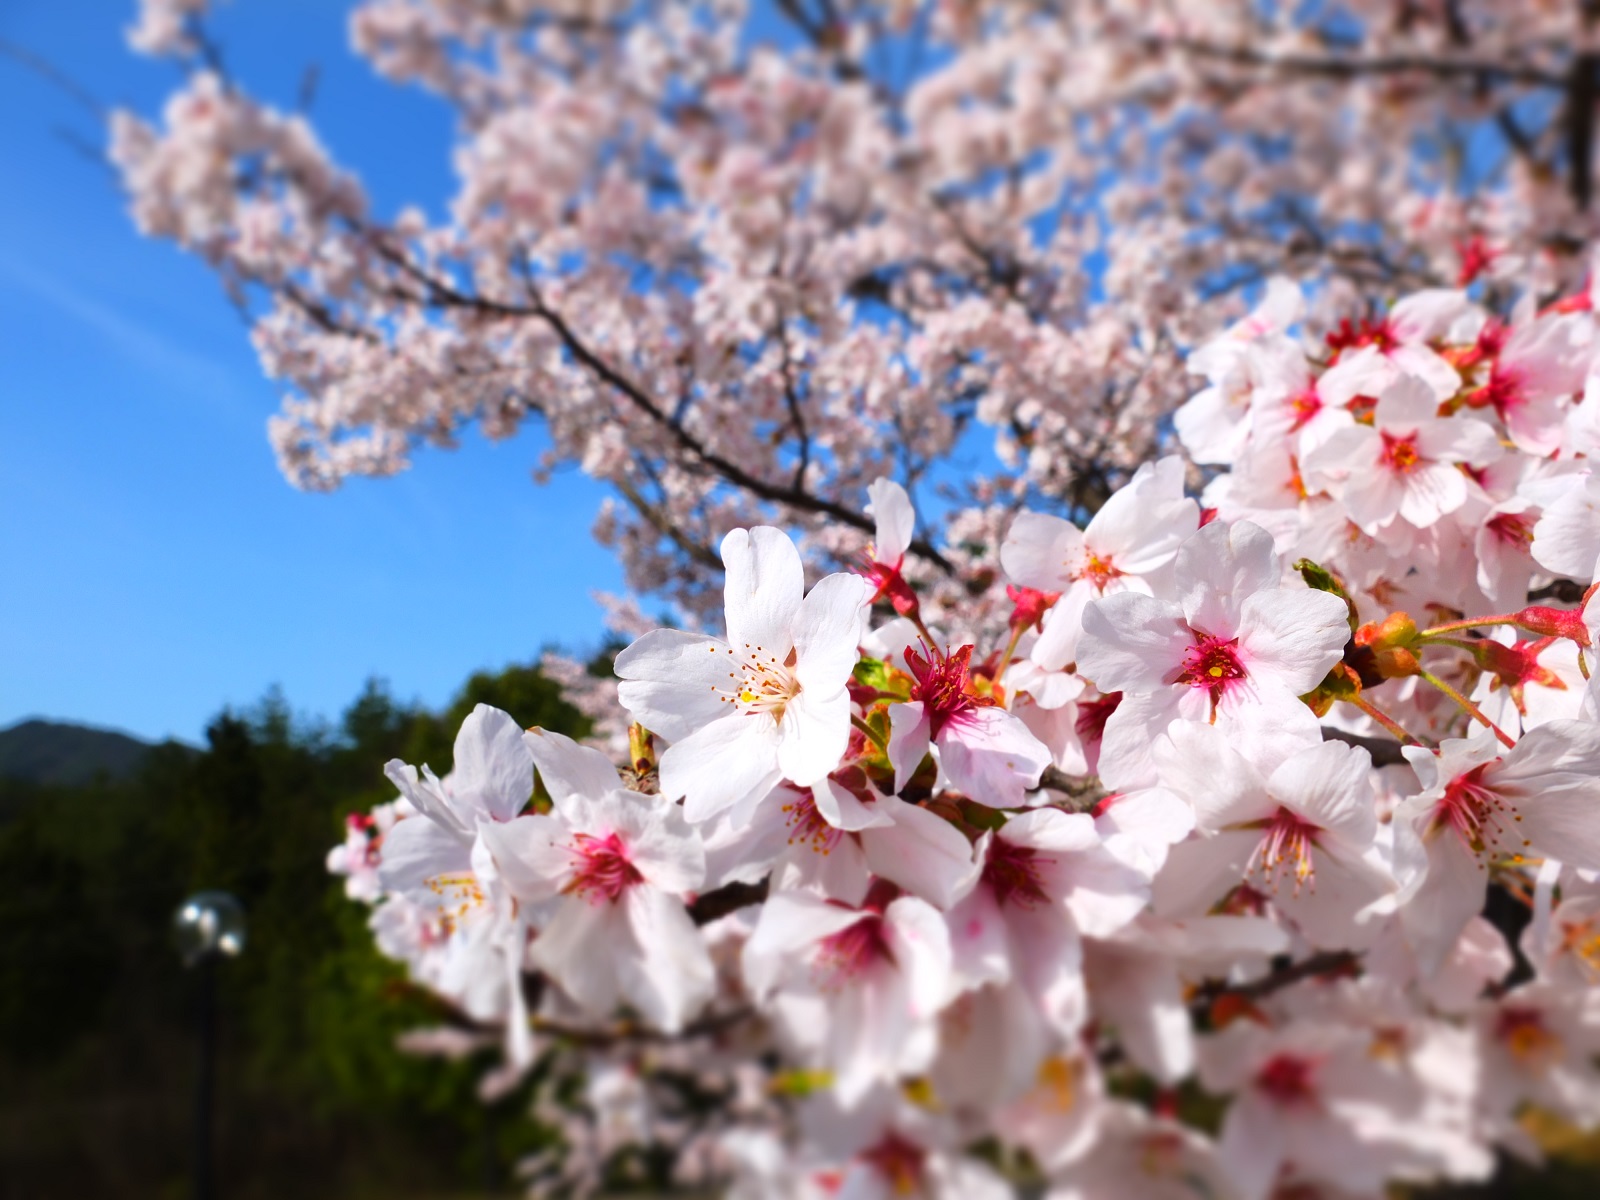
[1431,763,1523,863]
[815,912,895,988]
[983,838,1053,910]
[1254,1053,1320,1108]
[1247,808,1321,895]
[1174,634,1248,719]
[566,831,642,903]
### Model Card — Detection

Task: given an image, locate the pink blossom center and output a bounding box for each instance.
[1495,1006,1563,1070]
[1174,634,1248,719]
[815,913,895,988]
[1072,549,1123,592]
[859,1133,925,1194]
[1288,389,1323,433]
[1379,429,1422,474]
[1486,511,1535,547]
[1247,807,1321,895]
[566,831,642,903]
[780,790,844,857]
[709,642,802,722]
[1430,763,1522,862]
[904,643,990,738]
[983,838,1053,909]
[1253,1053,1320,1107]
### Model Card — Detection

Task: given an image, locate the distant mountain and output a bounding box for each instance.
[0,719,158,787]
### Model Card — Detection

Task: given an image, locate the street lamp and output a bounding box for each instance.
[174,891,246,1200]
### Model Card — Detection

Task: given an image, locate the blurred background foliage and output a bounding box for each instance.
[0,660,593,1199]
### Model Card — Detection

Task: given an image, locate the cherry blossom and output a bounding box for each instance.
[615,527,871,823]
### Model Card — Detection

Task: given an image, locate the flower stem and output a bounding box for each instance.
[1417,668,1516,749]
[851,714,887,752]
[991,625,1026,707]
[1345,695,1423,746]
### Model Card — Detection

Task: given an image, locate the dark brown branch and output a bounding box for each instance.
[532,1005,752,1047]
[1563,53,1599,210]
[689,877,769,925]
[1231,950,1360,1001]
[615,475,723,571]
[1150,36,1565,89]
[1037,767,1107,813]
[364,237,956,572]
[1320,726,1407,767]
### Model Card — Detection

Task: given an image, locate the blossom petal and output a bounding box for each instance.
[615,629,737,742]
[659,711,783,824]
[618,885,714,1033]
[722,526,804,660]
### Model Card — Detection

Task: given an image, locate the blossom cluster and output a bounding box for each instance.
[330,271,1600,1198]
[113,0,1600,620]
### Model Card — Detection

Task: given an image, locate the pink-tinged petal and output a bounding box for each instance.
[1394,808,1487,977]
[1154,721,1273,831]
[658,712,783,823]
[1001,510,1085,592]
[884,896,955,1018]
[1497,718,1600,783]
[1416,414,1502,467]
[601,791,705,896]
[1300,421,1379,486]
[886,701,932,792]
[792,571,871,694]
[377,814,472,895]
[522,727,621,808]
[1388,342,1462,400]
[618,885,714,1033]
[945,883,1011,989]
[1151,828,1261,918]
[815,775,895,832]
[1389,288,1472,341]
[1272,846,1391,950]
[532,897,626,1013]
[1514,777,1600,870]
[1338,464,1405,533]
[450,704,533,823]
[1096,787,1195,876]
[741,891,863,998]
[1095,690,1182,792]
[383,760,468,837]
[1087,455,1200,573]
[1085,940,1192,1083]
[1236,586,1351,695]
[721,526,804,660]
[936,707,1052,808]
[1001,807,1102,855]
[859,794,980,910]
[1373,373,1440,427]
[475,813,570,903]
[1078,593,1190,693]
[1398,462,1469,528]
[1027,584,1092,673]
[1176,519,1280,636]
[615,629,736,742]
[866,477,916,565]
[1217,1092,1287,1200]
[1059,847,1151,939]
[1265,739,1375,847]
[1006,899,1086,1034]
[1531,473,1600,579]
[826,965,912,1106]
[777,685,852,787]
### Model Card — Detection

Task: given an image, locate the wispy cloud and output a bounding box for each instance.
[0,255,266,429]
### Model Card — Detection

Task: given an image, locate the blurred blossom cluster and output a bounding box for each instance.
[119,0,1600,1195]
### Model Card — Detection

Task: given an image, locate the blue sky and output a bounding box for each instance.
[0,1,624,744]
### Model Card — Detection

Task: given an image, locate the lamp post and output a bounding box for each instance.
[173,891,246,1200]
